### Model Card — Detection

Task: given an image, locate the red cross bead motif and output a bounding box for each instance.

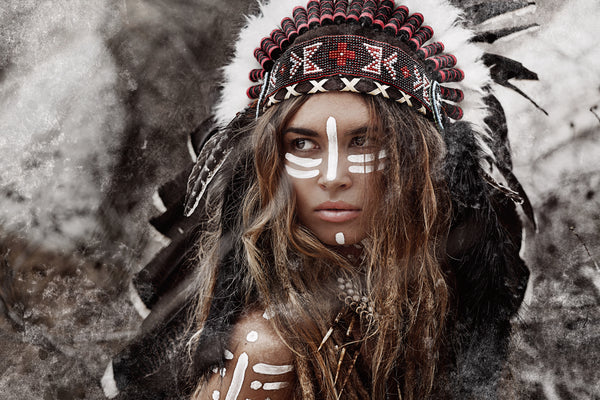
[329,42,356,66]
[400,66,411,78]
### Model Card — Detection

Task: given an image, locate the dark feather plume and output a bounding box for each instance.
[458,0,535,25]
[483,53,548,115]
[483,94,536,226]
[471,23,539,43]
[184,130,232,217]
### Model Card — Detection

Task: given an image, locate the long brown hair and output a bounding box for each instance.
[193,94,451,399]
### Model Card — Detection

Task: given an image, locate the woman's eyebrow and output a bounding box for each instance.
[282,127,319,137]
[282,125,368,137]
[345,126,368,136]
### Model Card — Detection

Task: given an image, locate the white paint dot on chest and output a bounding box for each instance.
[262,309,274,320]
[335,232,345,245]
[212,390,220,400]
[246,330,259,342]
[250,380,262,390]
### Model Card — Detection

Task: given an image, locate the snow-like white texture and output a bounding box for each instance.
[0,1,124,251]
[214,0,491,129]
[492,0,600,193]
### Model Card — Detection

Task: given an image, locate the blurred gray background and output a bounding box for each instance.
[0,0,598,399]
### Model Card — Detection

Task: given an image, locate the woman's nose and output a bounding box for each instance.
[317,153,352,190]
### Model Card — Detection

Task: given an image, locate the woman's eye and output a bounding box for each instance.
[292,138,317,151]
[350,135,368,147]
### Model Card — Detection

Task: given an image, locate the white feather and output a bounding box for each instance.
[215,0,305,125]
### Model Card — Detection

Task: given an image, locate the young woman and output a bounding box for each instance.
[104,1,535,399]
[192,91,450,399]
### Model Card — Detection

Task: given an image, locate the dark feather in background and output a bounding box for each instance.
[0,0,598,398]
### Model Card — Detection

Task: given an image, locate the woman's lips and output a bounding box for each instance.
[315,201,361,223]
[315,210,361,223]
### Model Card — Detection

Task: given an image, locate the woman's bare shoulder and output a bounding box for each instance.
[193,308,295,400]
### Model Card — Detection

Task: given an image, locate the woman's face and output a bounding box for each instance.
[281,92,385,246]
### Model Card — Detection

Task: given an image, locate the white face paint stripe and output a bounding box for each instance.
[348,153,375,163]
[285,165,319,179]
[252,363,294,375]
[285,153,322,168]
[347,150,387,163]
[335,232,345,245]
[326,116,338,181]
[225,352,248,400]
[263,382,290,390]
[349,165,375,174]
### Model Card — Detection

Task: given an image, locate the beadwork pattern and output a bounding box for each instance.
[263,35,440,118]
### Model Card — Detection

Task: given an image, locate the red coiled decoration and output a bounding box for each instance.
[417,41,444,59]
[398,13,424,40]
[372,0,394,30]
[383,6,408,35]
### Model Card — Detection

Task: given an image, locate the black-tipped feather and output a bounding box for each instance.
[460,1,535,25]
[483,53,548,115]
[472,23,539,43]
[184,131,232,217]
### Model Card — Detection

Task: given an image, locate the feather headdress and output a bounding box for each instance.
[216,0,491,128]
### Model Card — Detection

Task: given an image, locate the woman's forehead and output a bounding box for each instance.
[285,92,371,133]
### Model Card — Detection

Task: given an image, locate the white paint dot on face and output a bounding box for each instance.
[250,380,262,390]
[212,390,220,400]
[326,116,339,181]
[219,368,226,377]
[224,349,234,360]
[335,232,345,245]
[246,331,259,342]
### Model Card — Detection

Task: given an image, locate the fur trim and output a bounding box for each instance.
[214,0,492,131]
